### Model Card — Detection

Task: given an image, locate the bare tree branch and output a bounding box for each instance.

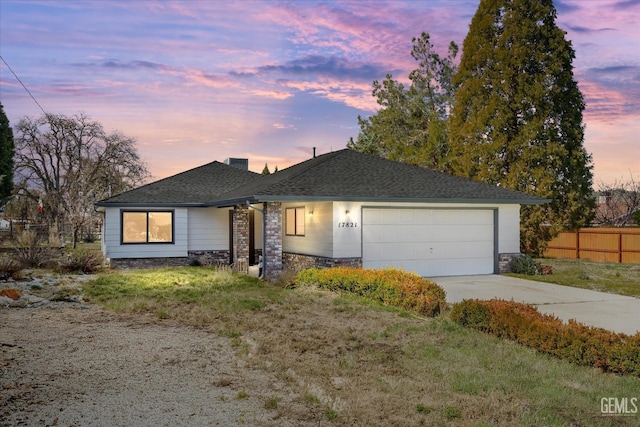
[13,113,151,247]
[595,172,640,226]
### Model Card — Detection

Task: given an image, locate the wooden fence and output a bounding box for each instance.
[544,228,640,264]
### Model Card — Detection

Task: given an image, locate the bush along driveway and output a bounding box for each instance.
[432,274,640,335]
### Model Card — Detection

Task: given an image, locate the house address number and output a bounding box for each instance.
[337,222,358,228]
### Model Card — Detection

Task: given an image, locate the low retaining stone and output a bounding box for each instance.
[498,253,522,273]
[282,252,362,273]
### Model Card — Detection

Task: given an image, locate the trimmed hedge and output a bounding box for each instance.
[450,299,640,376]
[295,267,447,317]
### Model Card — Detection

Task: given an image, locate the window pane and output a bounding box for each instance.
[285,208,296,235]
[123,212,147,243]
[149,212,172,242]
[295,207,305,235]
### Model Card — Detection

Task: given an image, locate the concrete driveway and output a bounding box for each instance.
[430,275,640,336]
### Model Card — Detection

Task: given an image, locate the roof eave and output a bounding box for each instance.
[205,196,260,208]
[96,196,549,208]
[248,195,550,205]
[94,202,207,208]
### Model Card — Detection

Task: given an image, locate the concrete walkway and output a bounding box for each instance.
[430,275,640,336]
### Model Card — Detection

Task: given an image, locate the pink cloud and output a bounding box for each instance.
[251,90,293,100]
[272,123,297,130]
[579,79,634,123]
[259,2,464,69]
[279,79,377,111]
[180,68,241,89]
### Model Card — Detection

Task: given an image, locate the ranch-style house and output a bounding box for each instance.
[95,149,547,280]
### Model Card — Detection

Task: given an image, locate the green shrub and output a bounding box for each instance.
[189,257,203,267]
[60,248,105,273]
[509,255,541,275]
[450,299,640,376]
[449,299,490,329]
[296,267,447,317]
[0,254,22,280]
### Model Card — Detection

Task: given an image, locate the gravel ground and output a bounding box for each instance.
[0,276,304,427]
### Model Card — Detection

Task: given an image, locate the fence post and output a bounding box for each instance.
[618,231,623,264]
[576,229,580,260]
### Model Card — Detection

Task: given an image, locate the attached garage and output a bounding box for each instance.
[362,208,496,277]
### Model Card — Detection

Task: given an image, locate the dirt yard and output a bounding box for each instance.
[0,301,320,426]
[3,271,632,427]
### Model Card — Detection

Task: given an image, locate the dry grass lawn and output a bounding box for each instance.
[510,258,640,297]
[77,266,640,426]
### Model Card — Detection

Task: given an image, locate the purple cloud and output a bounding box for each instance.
[257,55,389,82]
[566,25,616,34]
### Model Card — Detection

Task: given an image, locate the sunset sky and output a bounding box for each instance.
[1,0,638,186]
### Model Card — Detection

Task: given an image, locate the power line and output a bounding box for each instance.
[0,55,47,116]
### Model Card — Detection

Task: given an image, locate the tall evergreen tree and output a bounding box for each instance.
[0,102,15,202]
[261,163,271,175]
[348,33,458,169]
[447,0,594,254]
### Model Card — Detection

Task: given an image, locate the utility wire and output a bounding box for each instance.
[0,55,48,116]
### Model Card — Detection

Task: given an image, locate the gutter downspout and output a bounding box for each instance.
[246,201,266,279]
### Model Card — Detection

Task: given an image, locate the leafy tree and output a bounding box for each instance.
[0,102,14,203]
[261,163,271,175]
[447,0,594,255]
[348,33,458,169]
[13,112,150,247]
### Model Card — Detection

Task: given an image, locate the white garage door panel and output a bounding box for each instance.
[362,208,495,277]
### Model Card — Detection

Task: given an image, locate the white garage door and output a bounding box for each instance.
[362,208,495,277]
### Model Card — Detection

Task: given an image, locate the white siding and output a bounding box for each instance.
[498,204,521,253]
[282,202,333,257]
[332,202,361,258]
[188,207,230,251]
[102,207,188,259]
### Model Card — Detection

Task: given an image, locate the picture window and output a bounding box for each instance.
[122,211,173,243]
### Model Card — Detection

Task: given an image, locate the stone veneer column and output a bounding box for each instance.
[498,253,522,273]
[233,205,250,273]
[264,202,282,281]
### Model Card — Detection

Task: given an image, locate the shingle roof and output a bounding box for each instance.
[95,161,260,206]
[96,149,547,207]
[211,149,547,205]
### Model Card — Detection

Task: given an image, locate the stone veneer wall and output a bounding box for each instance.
[498,253,522,273]
[232,206,250,273]
[109,250,231,269]
[109,257,189,269]
[189,250,231,266]
[283,252,362,273]
[263,202,283,280]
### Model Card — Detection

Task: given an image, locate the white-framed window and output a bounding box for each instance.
[285,207,305,236]
[121,210,173,244]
